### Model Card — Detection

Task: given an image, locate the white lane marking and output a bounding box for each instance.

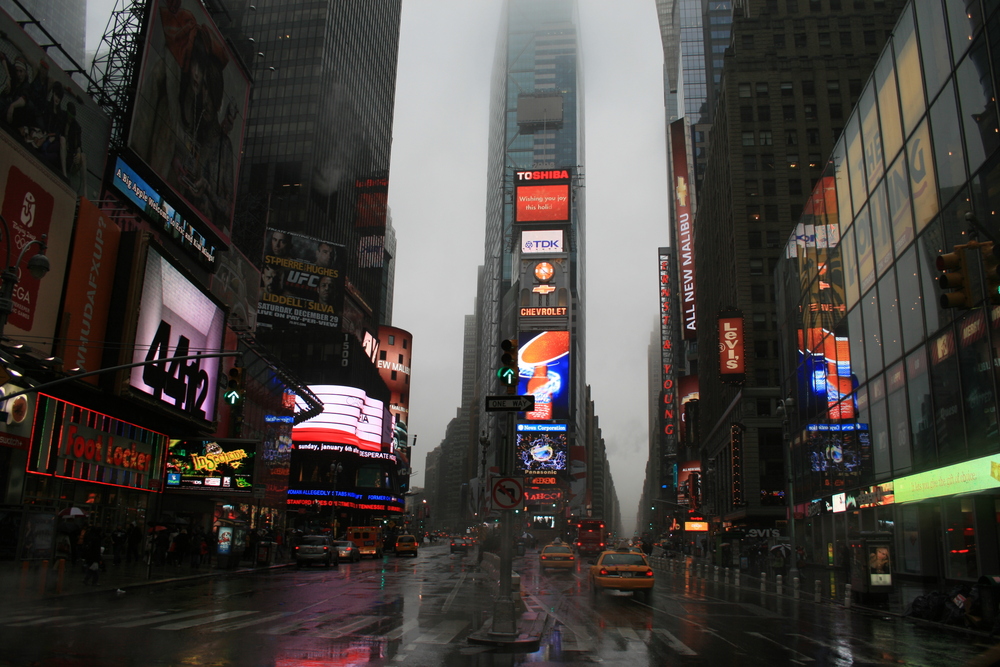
[313,615,384,639]
[414,619,468,644]
[212,611,295,632]
[653,628,698,656]
[7,612,105,627]
[157,610,257,630]
[618,626,641,641]
[441,572,467,613]
[701,626,746,652]
[59,610,170,628]
[386,618,419,641]
[262,610,341,635]
[747,631,814,663]
[109,609,213,627]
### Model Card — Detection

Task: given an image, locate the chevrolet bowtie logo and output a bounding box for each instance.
[533,284,556,295]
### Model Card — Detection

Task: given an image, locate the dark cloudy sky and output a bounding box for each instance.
[87,0,670,536]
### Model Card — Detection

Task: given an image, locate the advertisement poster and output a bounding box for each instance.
[217,526,232,555]
[165,438,256,492]
[516,423,567,472]
[514,169,571,223]
[129,247,225,422]
[127,0,250,239]
[0,8,111,200]
[517,331,570,421]
[258,228,344,330]
[292,385,387,452]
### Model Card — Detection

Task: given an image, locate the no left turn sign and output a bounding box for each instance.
[491,476,524,511]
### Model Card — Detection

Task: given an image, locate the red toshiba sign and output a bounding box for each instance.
[718,311,745,381]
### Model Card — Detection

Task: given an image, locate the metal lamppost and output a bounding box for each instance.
[330,462,343,537]
[0,215,50,339]
[776,397,799,582]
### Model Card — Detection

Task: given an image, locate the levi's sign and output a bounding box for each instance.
[485,395,536,412]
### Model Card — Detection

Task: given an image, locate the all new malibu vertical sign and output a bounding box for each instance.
[718,310,745,384]
[670,120,697,340]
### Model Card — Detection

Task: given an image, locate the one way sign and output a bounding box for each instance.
[485,395,535,412]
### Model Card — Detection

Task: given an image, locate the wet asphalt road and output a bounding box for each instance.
[0,543,993,666]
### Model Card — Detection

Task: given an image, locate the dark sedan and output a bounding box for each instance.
[450,537,472,554]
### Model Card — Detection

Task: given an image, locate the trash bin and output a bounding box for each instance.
[256,542,275,566]
[977,576,1000,625]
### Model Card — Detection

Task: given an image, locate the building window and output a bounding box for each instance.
[749,231,762,249]
[755,339,770,358]
[774,33,786,49]
[786,0,799,13]
[388,335,395,345]
[753,312,768,330]
[757,105,771,121]
[830,103,843,119]
[744,154,758,170]
[781,82,794,97]
[839,32,852,47]
[742,34,755,49]
[763,179,777,195]
[806,127,820,144]
[794,33,807,47]
[748,204,761,221]
[391,370,397,380]
[785,129,798,145]
[750,259,765,276]
[759,131,773,145]
[789,178,803,195]
[742,131,756,146]
[379,350,387,360]
[830,0,842,8]
[741,105,754,122]
[739,82,752,98]
[790,204,803,219]
[864,30,877,46]
[809,0,822,11]
[765,204,779,220]
[802,80,816,96]
[787,154,800,168]
[751,284,767,302]
[808,153,822,168]
[761,154,775,170]
[756,82,769,97]
[755,368,771,386]
[804,105,818,120]
[783,105,797,121]
[402,339,408,349]
[818,32,831,47]
[766,230,781,247]
[745,179,760,196]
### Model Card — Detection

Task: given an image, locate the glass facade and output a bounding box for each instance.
[777,0,1000,581]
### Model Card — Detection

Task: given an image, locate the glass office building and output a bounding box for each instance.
[777,0,1000,582]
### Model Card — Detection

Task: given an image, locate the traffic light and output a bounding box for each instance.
[224,366,244,406]
[936,245,973,309]
[497,338,518,394]
[981,241,1000,304]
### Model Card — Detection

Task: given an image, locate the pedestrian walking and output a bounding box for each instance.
[82,525,103,585]
[125,522,141,564]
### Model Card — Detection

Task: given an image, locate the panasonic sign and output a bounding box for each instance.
[521,230,564,254]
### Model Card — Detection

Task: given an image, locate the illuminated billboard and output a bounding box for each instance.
[258,228,344,330]
[517,331,570,421]
[292,385,387,452]
[718,311,745,383]
[128,247,226,422]
[127,0,250,240]
[354,175,388,228]
[670,120,697,339]
[658,249,677,457]
[165,438,256,492]
[798,327,855,420]
[518,257,570,323]
[516,423,568,472]
[286,441,403,513]
[514,169,571,223]
[377,326,412,454]
[521,230,564,254]
[0,8,111,200]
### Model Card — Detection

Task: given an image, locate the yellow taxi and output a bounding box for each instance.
[589,549,655,602]
[394,534,419,557]
[539,543,576,571]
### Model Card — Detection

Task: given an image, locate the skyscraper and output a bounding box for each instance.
[0,0,86,72]
[477,0,592,523]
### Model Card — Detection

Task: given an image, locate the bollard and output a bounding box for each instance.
[19,560,29,597]
[793,576,800,600]
[760,572,767,593]
[735,570,741,587]
[38,559,49,595]
[845,583,852,608]
[724,567,730,585]
[56,559,66,594]
[714,566,719,583]
[814,578,821,603]
[776,574,783,596]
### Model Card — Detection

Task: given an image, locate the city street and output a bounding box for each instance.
[0,543,992,666]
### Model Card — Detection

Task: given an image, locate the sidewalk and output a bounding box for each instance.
[0,555,293,608]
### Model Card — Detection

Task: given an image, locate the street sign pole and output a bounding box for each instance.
[491,409,517,636]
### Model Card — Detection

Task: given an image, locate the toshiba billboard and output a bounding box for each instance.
[514,169,571,223]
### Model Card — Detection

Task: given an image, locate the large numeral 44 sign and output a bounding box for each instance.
[130,249,225,421]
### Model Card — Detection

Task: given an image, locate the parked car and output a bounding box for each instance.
[450,537,471,554]
[294,535,336,568]
[589,549,654,602]
[332,540,361,562]
[395,534,419,557]
[539,543,576,571]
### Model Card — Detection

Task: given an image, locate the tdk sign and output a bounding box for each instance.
[521,230,564,254]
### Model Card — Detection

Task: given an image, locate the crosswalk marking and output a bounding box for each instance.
[617,626,641,641]
[156,610,257,630]
[262,610,341,635]
[556,623,592,652]
[313,616,384,639]
[7,612,104,627]
[386,618,419,641]
[211,611,295,632]
[413,619,468,644]
[109,609,213,628]
[653,628,698,656]
[747,631,814,663]
[59,611,170,628]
